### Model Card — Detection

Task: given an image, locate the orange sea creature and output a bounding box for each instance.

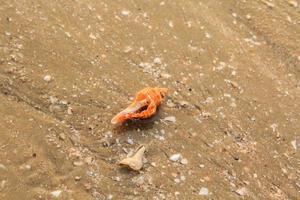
[111,87,168,124]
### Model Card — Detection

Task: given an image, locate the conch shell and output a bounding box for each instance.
[119,145,146,171]
[111,87,168,124]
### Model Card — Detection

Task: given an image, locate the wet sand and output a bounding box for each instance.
[0,0,300,199]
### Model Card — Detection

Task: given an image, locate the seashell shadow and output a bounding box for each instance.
[112,107,163,135]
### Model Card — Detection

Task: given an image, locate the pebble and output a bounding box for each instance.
[89,33,97,40]
[179,101,189,107]
[169,153,182,162]
[43,75,52,82]
[5,31,11,36]
[75,176,81,181]
[73,161,84,166]
[174,178,180,183]
[265,1,275,8]
[180,175,186,181]
[180,158,188,165]
[0,164,7,170]
[107,194,113,200]
[123,46,133,53]
[126,138,134,145]
[121,10,130,16]
[59,133,66,140]
[288,0,298,7]
[167,101,176,108]
[235,187,247,196]
[153,57,162,64]
[161,73,171,79]
[50,190,62,198]
[1,180,6,189]
[20,164,31,170]
[199,187,209,196]
[291,140,297,150]
[164,116,176,123]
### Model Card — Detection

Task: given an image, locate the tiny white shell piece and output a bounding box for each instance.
[169,153,181,162]
[199,187,209,196]
[51,190,62,198]
[164,116,176,123]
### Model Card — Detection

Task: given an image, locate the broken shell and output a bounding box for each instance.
[119,145,146,171]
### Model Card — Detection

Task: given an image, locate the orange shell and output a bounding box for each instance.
[111,87,168,124]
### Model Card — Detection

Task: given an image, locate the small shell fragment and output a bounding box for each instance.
[119,145,146,171]
[199,187,209,196]
[291,140,297,150]
[43,75,52,82]
[164,116,176,123]
[180,158,188,165]
[50,190,62,198]
[235,187,248,196]
[169,153,181,162]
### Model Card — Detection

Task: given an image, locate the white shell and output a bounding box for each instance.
[119,146,146,171]
[169,153,181,162]
[164,116,176,123]
[199,187,209,196]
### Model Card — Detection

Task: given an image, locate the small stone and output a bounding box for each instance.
[265,1,275,8]
[167,101,176,108]
[67,106,73,114]
[112,176,121,182]
[84,182,92,191]
[164,116,176,123]
[174,178,180,183]
[123,46,133,53]
[180,175,186,181]
[132,175,145,186]
[25,165,31,170]
[20,164,31,170]
[84,156,94,165]
[107,194,113,200]
[126,138,134,145]
[203,176,210,181]
[50,190,62,198]
[43,75,52,82]
[180,158,188,165]
[236,187,247,196]
[161,73,171,79]
[121,10,130,16]
[199,187,209,196]
[153,57,162,64]
[179,101,189,107]
[75,176,81,181]
[0,164,7,170]
[288,1,298,7]
[169,153,181,162]
[246,14,251,20]
[59,133,66,140]
[65,32,71,37]
[89,33,97,40]
[291,140,297,150]
[73,160,84,166]
[0,180,6,189]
